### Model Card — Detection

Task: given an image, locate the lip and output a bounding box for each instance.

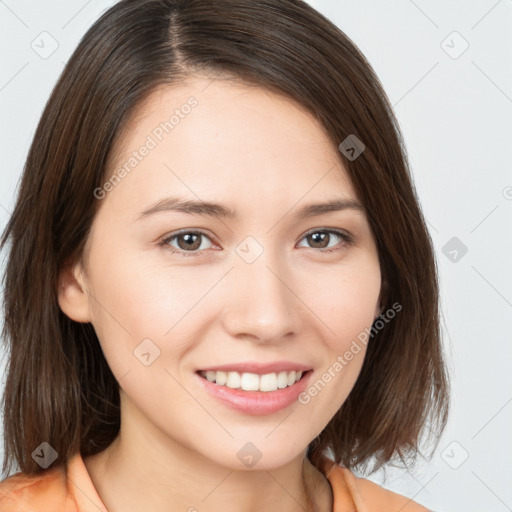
[195,368,313,416]
[196,361,312,375]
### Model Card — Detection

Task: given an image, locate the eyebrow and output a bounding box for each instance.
[137,196,366,221]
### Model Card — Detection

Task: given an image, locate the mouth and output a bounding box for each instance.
[197,369,310,393]
[195,368,313,415]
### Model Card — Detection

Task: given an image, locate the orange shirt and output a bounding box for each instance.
[0,452,429,511]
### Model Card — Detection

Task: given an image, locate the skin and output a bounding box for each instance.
[58,75,383,512]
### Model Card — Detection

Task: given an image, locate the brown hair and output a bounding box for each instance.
[1,0,449,477]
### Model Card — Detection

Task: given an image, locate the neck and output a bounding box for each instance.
[84,398,333,512]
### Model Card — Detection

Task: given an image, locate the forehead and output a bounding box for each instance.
[103,76,359,214]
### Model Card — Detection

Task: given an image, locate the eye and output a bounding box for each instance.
[297,229,353,253]
[159,230,215,257]
[159,228,353,258]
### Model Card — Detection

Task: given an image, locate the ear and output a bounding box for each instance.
[57,260,92,323]
[374,276,389,319]
[374,301,382,320]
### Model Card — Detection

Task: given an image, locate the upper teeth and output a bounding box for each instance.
[200,370,303,392]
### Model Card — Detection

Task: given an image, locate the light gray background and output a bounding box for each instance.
[1,1,511,511]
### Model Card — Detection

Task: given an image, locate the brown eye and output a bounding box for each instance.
[306,231,330,249]
[298,229,353,251]
[161,231,214,256]
[175,233,202,251]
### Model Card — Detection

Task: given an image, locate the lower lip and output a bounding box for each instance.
[195,370,313,416]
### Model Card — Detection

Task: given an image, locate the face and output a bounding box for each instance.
[59,76,382,471]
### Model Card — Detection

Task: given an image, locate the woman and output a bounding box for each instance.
[0,0,449,510]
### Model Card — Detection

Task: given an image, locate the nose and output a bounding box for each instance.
[221,253,302,344]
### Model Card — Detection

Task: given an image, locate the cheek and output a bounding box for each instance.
[83,255,201,413]
[306,260,381,351]
[293,263,379,424]
[85,247,224,377]
[296,330,369,439]
[86,247,195,333]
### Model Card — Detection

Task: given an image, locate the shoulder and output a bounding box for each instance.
[323,459,430,512]
[0,462,76,512]
[351,472,430,511]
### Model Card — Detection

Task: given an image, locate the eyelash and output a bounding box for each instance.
[158,228,354,258]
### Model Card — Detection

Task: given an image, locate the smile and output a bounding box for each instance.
[195,368,313,416]
[198,369,305,392]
